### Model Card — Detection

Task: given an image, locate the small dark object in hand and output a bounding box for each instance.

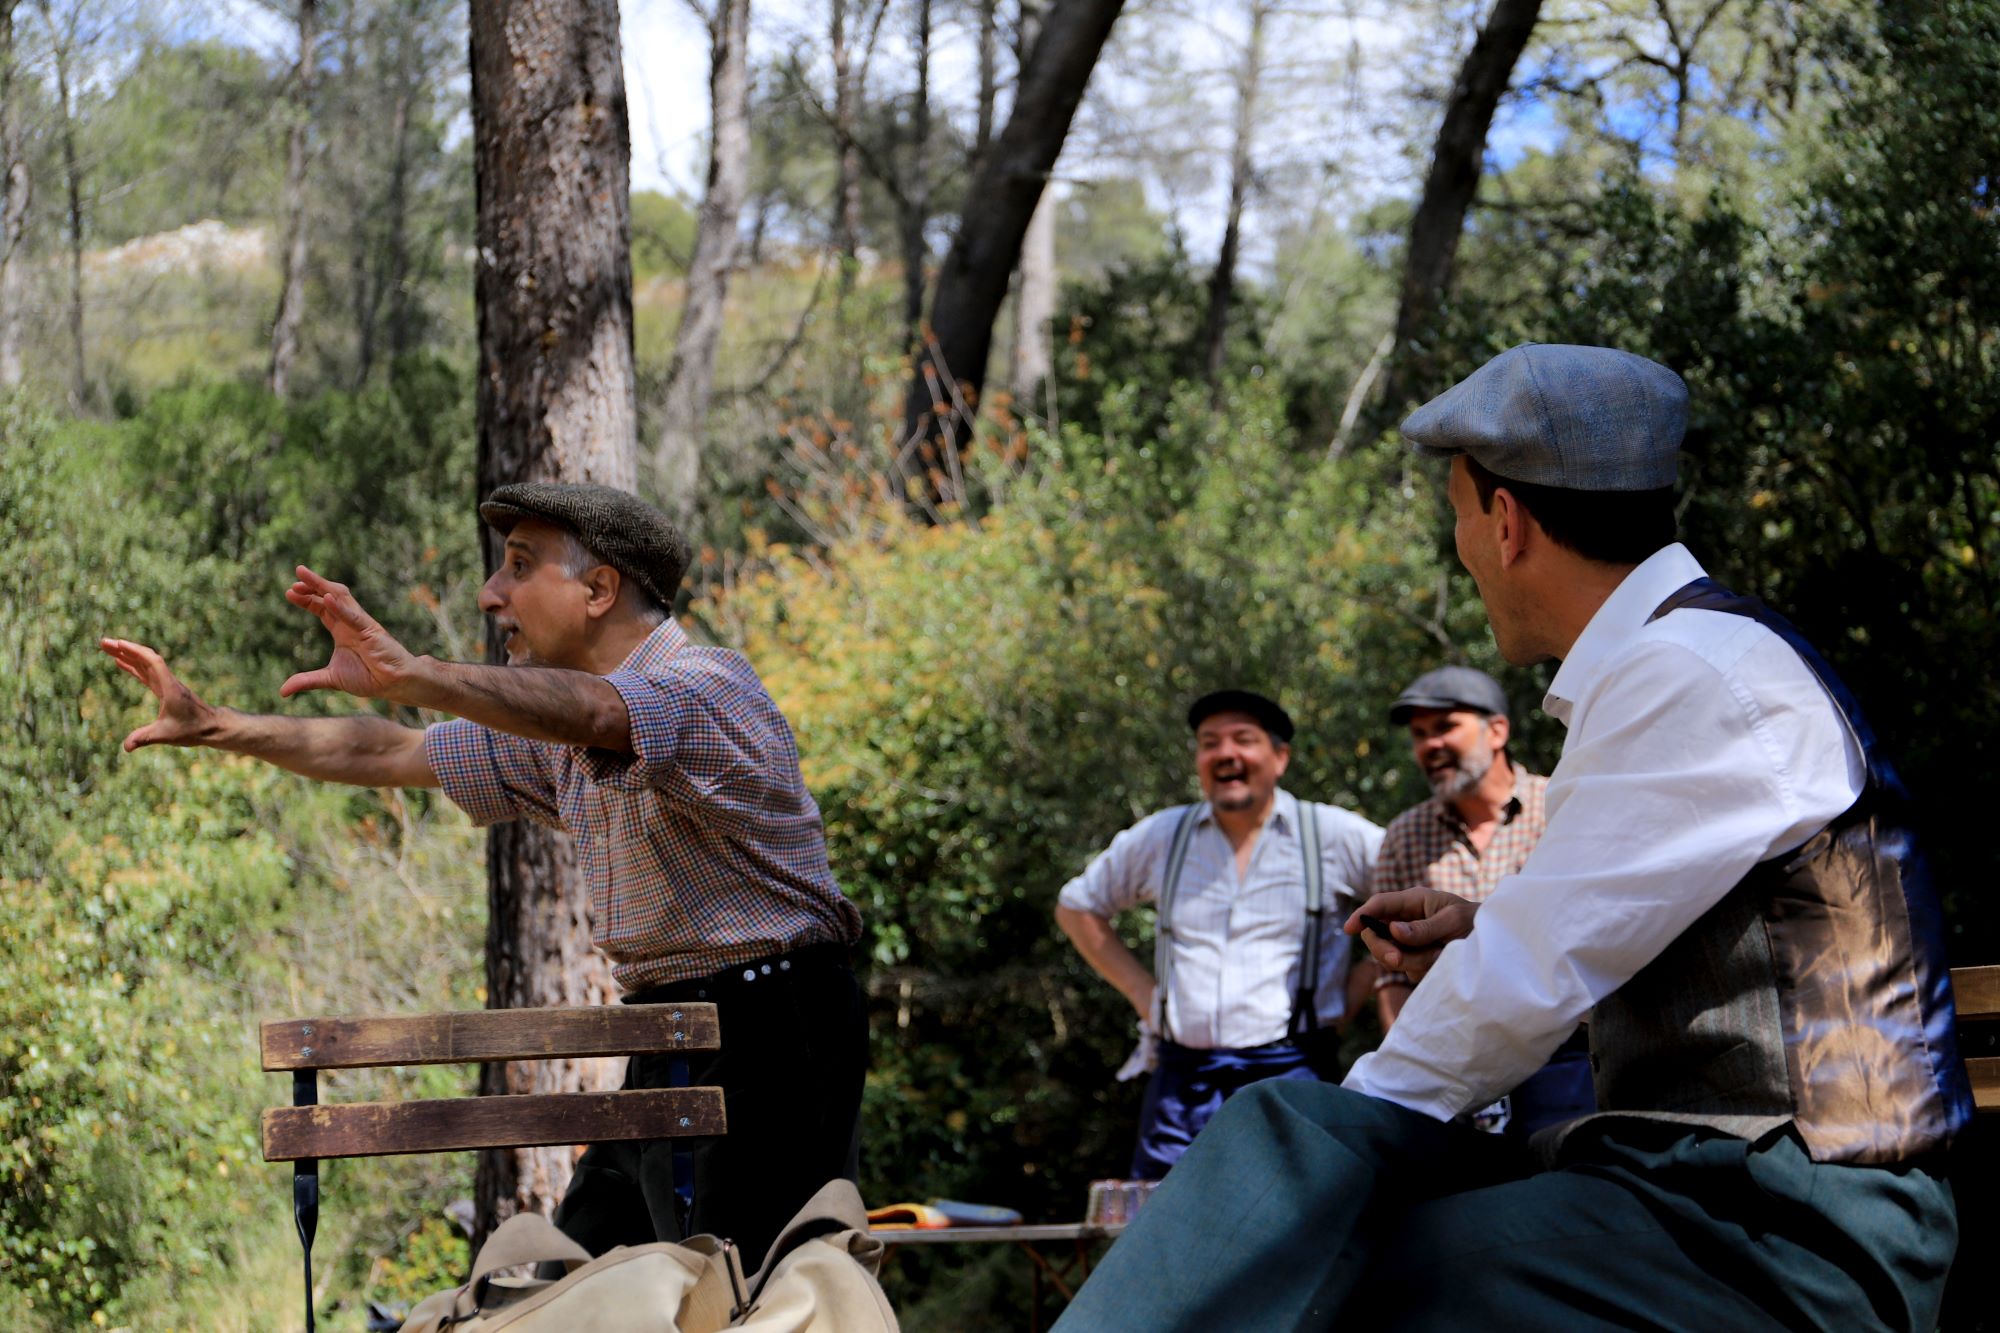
[1358,914,1428,951]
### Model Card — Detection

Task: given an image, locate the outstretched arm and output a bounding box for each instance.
[101,638,436,788]
[280,566,633,753]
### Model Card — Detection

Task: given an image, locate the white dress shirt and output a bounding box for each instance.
[1344,544,1866,1119]
[1059,789,1383,1050]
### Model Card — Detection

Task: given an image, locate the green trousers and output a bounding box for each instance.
[1053,1080,1956,1332]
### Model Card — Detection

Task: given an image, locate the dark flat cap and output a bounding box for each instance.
[1402,344,1687,491]
[1187,689,1294,744]
[1389,667,1509,725]
[480,482,692,610]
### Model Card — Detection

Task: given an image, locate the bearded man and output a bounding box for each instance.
[1366,666,1592,1138]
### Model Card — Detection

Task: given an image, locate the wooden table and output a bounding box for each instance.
[870,1223,1127,1331]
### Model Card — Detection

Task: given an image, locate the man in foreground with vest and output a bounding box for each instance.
[1368,665,1593,1140]
[1054,345,1970,1330]
[1054,690,1382,1179]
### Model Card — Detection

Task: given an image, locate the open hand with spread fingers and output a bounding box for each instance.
[281,565,423,701]
[100,638,218,751]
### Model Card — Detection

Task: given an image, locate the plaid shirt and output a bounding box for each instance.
[1367,763,1549,905]
[424,620,862,990]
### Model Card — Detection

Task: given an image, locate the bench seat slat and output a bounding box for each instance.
[1970,1057,1999,1114]
[260,1087,726,1161]
[1953,967,2000,1022]
[261,1005,721,1071]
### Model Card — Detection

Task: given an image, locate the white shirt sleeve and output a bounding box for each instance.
[1055,810,1177,918]
[1343,636,1860,1119]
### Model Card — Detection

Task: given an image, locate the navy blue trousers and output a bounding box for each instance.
[1130,1039,1322,1180]
[1061,1080,1957,1332]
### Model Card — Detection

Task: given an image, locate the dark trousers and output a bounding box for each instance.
[1057,1079,1958,1332]
[1130,1039,1321,1180]
[550,944,867,1273]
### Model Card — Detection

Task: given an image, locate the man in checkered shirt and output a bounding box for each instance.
[1366,665,1590,1138]
[102,481,865,1270]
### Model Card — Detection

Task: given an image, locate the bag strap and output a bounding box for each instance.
[1290,801,1325,1039]
[460,1212,592,1312]
[1153,804,1202,1044]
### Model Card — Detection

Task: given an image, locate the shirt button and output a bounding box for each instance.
[761,964,772,975]
[744,969,756,981]
[780,960,791,971]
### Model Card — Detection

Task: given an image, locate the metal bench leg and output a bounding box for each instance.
[293,1069,319,1333]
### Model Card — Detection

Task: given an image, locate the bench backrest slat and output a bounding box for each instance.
[261,1004,720,1071]
[1953,967,2000,1023]
[260,1086,727,1161]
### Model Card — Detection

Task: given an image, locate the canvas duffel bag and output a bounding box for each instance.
[398,1179,897,1333]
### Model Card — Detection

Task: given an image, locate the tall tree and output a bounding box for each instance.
[468,0,636,1243]
[0,2,29,388]
[267,0,318,397]
[904,0,1126,455]
[1008,0,1057,414]
[1380,0,1542,408]
[38,0,85,406]
[1200,0,1270,387]
[654,0,751,526]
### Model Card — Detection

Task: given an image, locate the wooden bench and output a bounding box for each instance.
[260,1004,725,1331]
[1956,966,1999,1114]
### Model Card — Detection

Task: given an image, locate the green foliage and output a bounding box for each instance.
[369,1215,471,1309]
[86,40,282,246]
[2,377,485,1325]
[632,190,699,282]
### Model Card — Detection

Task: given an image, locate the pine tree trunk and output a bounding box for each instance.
[900,0,933,351]
[0,6,29,389]
[654,0,751,526]
[468,0,637,1248]
[904,0,1125,451]
[1381,0,1542,408]
[269,0,318,398]
[1201,0,1266,389]
[48,25,82,407]
[1007,0,1055,414]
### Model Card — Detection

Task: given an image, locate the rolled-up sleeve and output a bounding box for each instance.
[423,718,561,828]
[1056,810,1177,918]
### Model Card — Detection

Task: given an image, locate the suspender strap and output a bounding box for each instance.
[1154,805,1202,1044]
[1290,802,1325,1039]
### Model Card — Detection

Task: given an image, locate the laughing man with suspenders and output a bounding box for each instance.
[1054,690,1384,1179]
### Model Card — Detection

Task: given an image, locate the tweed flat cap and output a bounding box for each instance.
[1402,344,1687,491]
[1188,689,1295,744]
[479,482,692,610]
[1389,666,1509,725]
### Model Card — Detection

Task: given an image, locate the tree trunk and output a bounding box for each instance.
[1007,0,1055,414]
[899,0,933,349]
[46,14,82,408]
[1381,0,1542,409]
[654,0,751,527]
[468,0,636,1248]
[0,5,30,389]
[1201,0,1267,389]
[974,0,998,167]
[830,0,862,286]
[269,0,319,398]
[903,0,1125,451]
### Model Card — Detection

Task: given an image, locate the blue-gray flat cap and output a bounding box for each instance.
[1389,667,1509,725]
[1402,344,1687,491]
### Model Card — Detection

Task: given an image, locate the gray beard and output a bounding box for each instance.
[1427,745,1495,800]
